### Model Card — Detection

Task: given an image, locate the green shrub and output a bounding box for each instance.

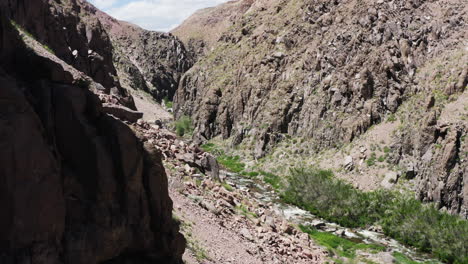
[241,171,260,178]
[300,225,384,259]
[175,116,193,137]
[260,171,282,190]
[217,155,245,173]
[163,96,173,109]
[378,155,386,162]
[200,143,224,156]
[387,114,397,122]
[222,183,234,192]
[282,168,378,227]
[235,204,257,219]
[201,143,217,152]
[283,168,468,264]
[366,153,377,166]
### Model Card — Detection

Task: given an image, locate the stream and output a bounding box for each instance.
[222,171,441,263]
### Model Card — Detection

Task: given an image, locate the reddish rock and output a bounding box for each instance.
[0,9,184,264]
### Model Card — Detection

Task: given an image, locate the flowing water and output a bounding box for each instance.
[223,171,441,263]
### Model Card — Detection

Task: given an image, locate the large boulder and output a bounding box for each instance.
[102,103,143,123]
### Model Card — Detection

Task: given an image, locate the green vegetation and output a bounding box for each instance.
[392,252,439,264]
[175,115,193,137]
[235,204,257,219]
[222,183,234,192]
[217,155,245,173]
[194,178,202,187]
[76,78,91,89]
[201,143,224,156]
[378,155,386,162]
[387,114,397,122]
[242,171,260,178]
[10,19,55,54]
[201,142,283,190]
[261,171,282,190]
[283,168,468,264]
[163,96,173,109]
[366,152,377,166]
[384,146,391,153]
[300,225,384,259]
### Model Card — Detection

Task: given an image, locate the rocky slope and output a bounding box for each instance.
[2,0,134,107]
[174,0,467,217]
[171,0,256,57]
[0,1,185,263]
[3,0,193,103]
[96,13,194,101]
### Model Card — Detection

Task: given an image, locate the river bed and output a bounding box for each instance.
[223,171,441,263]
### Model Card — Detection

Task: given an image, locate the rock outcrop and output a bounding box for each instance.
[0,2,184,263]
[97,17,194,101]
[171,0,256,57]
[1,0,135,108]
[174,0,467,217]
[2,0,193,104]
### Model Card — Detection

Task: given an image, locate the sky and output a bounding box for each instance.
[89,0,229,32]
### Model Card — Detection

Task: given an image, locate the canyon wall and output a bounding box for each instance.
[0,1,185,262]
[174,0,467,217]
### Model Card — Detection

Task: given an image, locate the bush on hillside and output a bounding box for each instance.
[175,116,193,137]
[282,168,468,264]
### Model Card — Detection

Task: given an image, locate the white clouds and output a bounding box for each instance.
[91,0,119,9]
[90,0,229,32]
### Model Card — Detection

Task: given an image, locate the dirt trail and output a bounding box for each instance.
[172,191,265,264]
[168,178,326,264]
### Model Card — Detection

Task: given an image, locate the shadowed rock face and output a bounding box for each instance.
[107,22,194,101]
[0,4,184,264]
[77,1,194,102]
[2,0,130,100]
[2,0,193,105]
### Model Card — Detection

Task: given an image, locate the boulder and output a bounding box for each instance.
[102,103,143,122]
[201,154,221,181]
[309,220,327,229]
[200,200,220,215]
[343,156,354,171]
[381,172,399,189]
[240,228,254,241]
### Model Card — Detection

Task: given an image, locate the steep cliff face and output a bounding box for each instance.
[0,2,184,263]
[102,19,193,101]
[391,50,468,217]
[2,0,193,103]
[174,0,467,217]
[2,0,133,105]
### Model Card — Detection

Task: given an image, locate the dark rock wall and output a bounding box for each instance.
[0,8,184,264]
[1,0,136,107]
[109,28,194,101]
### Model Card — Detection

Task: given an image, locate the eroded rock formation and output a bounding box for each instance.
[0,1,185,262]
[174,0,467,217]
